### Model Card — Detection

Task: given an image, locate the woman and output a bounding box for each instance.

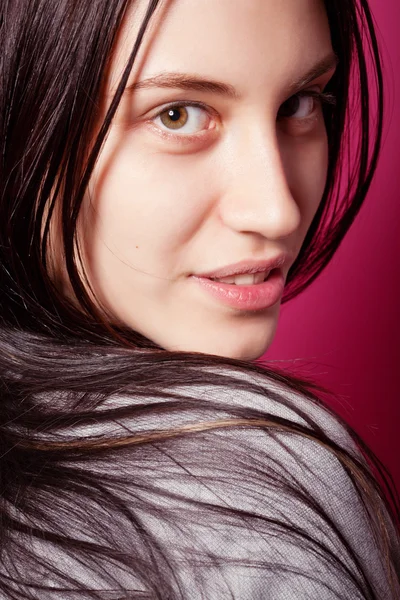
[0,0,399,598]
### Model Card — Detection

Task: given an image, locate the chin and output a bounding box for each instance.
[213,344,270,362]
[142,309,279,360]
[165,333,275,362]
[209,320,278,361]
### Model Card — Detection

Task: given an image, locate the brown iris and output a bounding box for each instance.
[160,106,189,130]
[278,94,314,119]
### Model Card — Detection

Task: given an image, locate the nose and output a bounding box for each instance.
[218,129,301,241]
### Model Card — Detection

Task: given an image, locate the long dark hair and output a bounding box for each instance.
[0,0,398,599]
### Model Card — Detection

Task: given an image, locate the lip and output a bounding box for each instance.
[191,268,285,311]
[195,254,289,279]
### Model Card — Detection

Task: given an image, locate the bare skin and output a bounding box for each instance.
[77,0,336,359]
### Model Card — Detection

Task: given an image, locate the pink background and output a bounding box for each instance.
[264,0,400,490]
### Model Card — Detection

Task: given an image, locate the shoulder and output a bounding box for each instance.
[105,370,399,598]
[25,368,399,598]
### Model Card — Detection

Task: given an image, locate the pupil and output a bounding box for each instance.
[279,96,300,118]
[160,106,188,129]
[168,109,181,122]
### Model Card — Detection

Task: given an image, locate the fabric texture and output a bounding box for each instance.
[2,373,399,599]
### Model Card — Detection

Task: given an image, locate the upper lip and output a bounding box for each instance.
[194,254,290,279]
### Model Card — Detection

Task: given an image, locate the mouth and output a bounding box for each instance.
[191,268,285,311]
[207,269,274,286]
[194,253,290,282]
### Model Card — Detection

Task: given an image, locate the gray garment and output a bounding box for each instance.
[2,374,399,598]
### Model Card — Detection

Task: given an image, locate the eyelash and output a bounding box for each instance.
[149,90,337,141]
[282,90,337,116]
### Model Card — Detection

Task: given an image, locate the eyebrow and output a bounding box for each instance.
[126,53,338,100]
[127,72,239,99]
[288,53,338,94]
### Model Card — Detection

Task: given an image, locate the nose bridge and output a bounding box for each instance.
[219,125,301,240]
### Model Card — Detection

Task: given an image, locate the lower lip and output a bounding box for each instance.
[191,269,285,311]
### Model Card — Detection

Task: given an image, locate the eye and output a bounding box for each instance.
[152,104,212,134]
[278,92,319,120]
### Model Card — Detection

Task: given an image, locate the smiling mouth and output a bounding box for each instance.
[191,268,285,311]
[208,270,273,285]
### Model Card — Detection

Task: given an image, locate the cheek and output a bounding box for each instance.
[82,140,212,276]
[281,127,329,228]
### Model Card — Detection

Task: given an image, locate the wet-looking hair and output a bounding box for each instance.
[0,1,399,598]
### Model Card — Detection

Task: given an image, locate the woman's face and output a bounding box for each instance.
[79,0,335,359]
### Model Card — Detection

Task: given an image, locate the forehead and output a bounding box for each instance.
[111,0,332,96]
